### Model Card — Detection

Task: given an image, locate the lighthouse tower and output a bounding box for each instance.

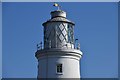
[35,3,83,79]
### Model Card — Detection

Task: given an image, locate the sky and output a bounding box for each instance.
[2,2,118,78]
[0,2,2,79]
[1,0,120,2]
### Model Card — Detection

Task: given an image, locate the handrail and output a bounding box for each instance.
[37,40,80,51]
[37,42,43,50]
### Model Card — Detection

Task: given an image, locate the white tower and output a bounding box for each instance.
[35,4,83,79]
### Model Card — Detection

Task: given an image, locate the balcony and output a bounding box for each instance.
[36,39,80,51]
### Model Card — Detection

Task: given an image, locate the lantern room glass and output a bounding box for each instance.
[67,23,74,44]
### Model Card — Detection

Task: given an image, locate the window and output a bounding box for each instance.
[56,64,62,73]
[67,24,74,44]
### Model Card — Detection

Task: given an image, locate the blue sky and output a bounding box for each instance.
[1,0,120,2]
[2,2,118,78]
[0,2,2,79]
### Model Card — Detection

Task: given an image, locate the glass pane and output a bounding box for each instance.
[57,64,62,73]
[68,24,74,43]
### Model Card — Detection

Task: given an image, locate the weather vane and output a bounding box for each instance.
[53,3,61,10]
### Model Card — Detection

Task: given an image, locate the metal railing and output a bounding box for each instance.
[36,39,80,51]
[37,42,43,50]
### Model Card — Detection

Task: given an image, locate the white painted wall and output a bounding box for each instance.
[37,50,82,78]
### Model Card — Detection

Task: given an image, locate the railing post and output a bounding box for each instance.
[37,44,40,50]
[77,43,80,50]
[37,41,43,50]
[40,42,42,50]
[75,39,78,49]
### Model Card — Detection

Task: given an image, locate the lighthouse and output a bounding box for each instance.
[35,3,83,79]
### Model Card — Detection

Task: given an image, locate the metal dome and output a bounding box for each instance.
[43,17,75,26]
[43,10,75,26]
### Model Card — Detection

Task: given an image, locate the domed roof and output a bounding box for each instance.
[43,10,75,26]
[43,17,74,26]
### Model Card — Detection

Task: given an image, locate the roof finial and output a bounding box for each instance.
[53,2,61,10]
